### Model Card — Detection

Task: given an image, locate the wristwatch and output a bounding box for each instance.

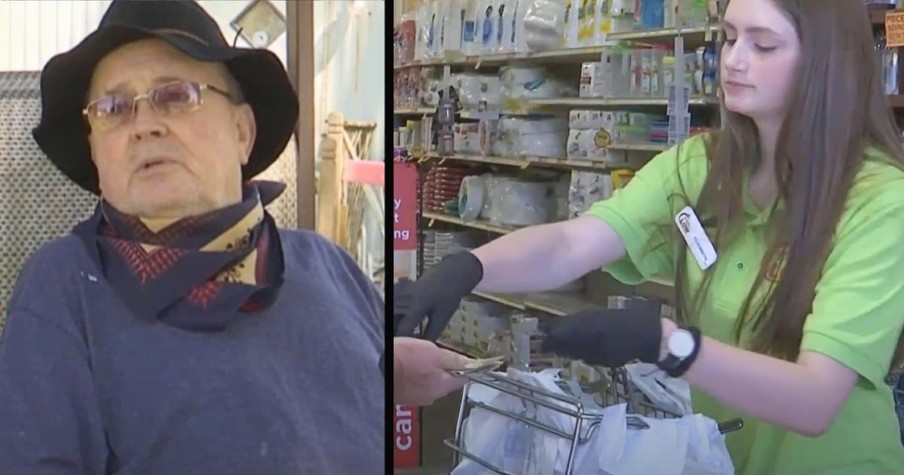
[656,327,700,377]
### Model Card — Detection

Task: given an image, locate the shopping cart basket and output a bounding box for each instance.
[444,367,744,475]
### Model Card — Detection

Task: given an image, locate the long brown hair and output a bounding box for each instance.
[672,0,904,369]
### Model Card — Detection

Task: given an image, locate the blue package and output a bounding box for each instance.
[639,0,665,29]
[482,5,495,46]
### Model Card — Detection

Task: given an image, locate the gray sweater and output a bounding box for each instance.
[0,229,385,474]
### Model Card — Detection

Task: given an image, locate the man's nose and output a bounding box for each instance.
[130,98,166,139]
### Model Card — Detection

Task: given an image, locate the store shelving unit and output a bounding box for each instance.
[870,6,904,115]
[395,108,435,116]
[392,25,720,71]
[414,153,648,170]
[396,5,904,471]
[527,96,718,108]
[395,23,702,338]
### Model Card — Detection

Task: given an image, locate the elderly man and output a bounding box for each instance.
[0,2,383,474]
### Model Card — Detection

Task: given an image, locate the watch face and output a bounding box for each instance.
[668,329,695,358]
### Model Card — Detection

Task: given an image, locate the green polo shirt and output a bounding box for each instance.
[585,133,904,474]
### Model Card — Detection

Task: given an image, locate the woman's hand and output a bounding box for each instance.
[540,305,665,368]
[393,252,484,341]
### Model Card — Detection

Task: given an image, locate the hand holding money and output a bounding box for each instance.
[394,337,497,406]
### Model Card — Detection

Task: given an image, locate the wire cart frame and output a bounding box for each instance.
[444,367,744,475]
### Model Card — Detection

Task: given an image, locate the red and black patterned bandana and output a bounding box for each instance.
[73,180,286,332]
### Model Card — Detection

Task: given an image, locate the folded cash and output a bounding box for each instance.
[447,355,505,376]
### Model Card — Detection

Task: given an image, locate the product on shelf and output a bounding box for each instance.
[393,67,428,109]
[565,110,669,160]
[568,170,614,218]
[493,116,570,158]
[395,0,721,65]
[876,29,900,96]
[500,66,577,105]
[422,229,482,269]
[394,117,431,151]
[454,73,503,110]
[393,13,417,64]
[457,175,487,220]
[510,312,560,371]
[552,173,571,221]
[424,164,478,213]
[567,128,627,162]
[522,0,567,52]
[496,178,554,226]
[453,122,484,154]
[675,0,721,28]
[451,297,513,352]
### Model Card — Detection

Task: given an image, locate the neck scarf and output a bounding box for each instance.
[73,180,286,332]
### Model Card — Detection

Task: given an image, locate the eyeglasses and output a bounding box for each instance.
[82,80,234,131]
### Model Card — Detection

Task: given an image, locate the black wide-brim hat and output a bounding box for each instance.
[32,0,299,195]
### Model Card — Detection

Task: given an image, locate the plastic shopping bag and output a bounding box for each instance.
[451,368,734,475]
[624,363,693,416]
[451,383,526,475]
[681,414,734,475]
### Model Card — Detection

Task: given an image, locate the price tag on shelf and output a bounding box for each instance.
[886,11,904,47]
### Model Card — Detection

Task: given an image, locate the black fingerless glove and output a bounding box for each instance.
[394,251,484,341]
[540,306,662,368]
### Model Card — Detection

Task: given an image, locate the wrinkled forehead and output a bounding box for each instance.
[89,38,221,97]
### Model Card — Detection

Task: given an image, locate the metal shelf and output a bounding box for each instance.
[528,96,718,108]
[422,211,518,234]
[394,108,435,116]
[471,290,606,317]
[607,24,719,44]
[417,154,642,171]
[392,24,720,70]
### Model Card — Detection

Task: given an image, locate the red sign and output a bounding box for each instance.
[393,404,420,467]
[393,162,418,251]
[393,158,421,468]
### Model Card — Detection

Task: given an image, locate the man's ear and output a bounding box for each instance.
[236,103,256,166]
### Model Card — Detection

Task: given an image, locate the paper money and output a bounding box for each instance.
[447,355,505,376]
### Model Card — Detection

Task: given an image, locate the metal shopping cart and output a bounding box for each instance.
[444,366,744,475]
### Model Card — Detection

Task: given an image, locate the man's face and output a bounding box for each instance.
[87,39,256,219]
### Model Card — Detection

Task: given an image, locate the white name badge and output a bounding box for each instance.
[674,206,718,270]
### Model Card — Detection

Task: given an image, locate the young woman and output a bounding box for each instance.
[395,0,904,472]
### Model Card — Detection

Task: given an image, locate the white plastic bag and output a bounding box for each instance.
[598,415,689,475]
[681,415,735,475]
[451,368,734,475]
[624,362,693,416]
[451,383,526,475]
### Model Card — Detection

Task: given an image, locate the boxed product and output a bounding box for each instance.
[579,62,604,98]
[566,129,629,163]
[568,110,616,130]
[568,170,613,218]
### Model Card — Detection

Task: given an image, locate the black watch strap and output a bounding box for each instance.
[657,326,702,378]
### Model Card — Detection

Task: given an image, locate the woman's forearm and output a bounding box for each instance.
[673,319,858,437]
[472,217,625,293]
